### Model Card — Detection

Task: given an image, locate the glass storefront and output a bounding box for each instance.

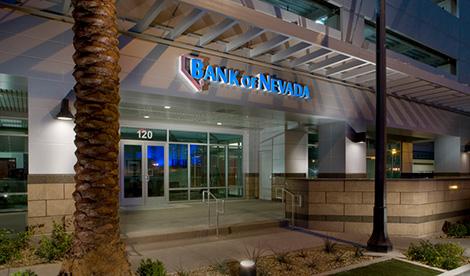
[121,128,243,204]
[0,119,28,212]
[307,132,319,178]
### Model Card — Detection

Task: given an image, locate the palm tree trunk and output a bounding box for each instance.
[60,0,131,274]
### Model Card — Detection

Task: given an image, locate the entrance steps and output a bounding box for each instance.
[123,219,289,245]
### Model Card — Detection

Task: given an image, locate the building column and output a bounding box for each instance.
[318,122,366,178]
[434,136,461,176]
[401,142,413,175]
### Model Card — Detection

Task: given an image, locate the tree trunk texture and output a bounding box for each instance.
[60,0,132,274]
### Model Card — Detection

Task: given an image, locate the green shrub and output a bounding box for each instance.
[10,269,38,276]
[35,221,72,262]
[447,223,467,238]
[406,240,464,270]
[136,258,166,276]
[0,228,33,264]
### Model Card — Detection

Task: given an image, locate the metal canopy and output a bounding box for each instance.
[1,0,469,115]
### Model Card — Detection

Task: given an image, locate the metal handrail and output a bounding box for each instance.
[202,190,225,236]
[275,187,302,225]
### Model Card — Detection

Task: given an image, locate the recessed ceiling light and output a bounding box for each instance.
[144,115,150,119]
[217,122,222,126]
[164,106,171,109]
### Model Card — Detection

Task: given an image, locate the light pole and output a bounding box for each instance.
[367,0,393,252]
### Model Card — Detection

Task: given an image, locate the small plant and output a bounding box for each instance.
[244,246,265,264]
[334,252,345,263]
[270,248,290,265]
[447,223,467,238]
[35,221,72,261]
[406,240,464,270]
[354,246,364,258]
[136,258,166,276]
[305,259,317,271]
[10,269,38,276]
[174,263,189,276]
[0,227,34,264]
[297,248,308,259]
[323,239,337,254]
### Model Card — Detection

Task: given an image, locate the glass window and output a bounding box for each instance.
[169,190,188,201]
[190,145,207,188]
[308,132,319,178]
[121,127,166,141]
[366,138,402,179]
[210,145,226,187]
[209,133,242,145]
[364,21,456,75]
[169,144,188,188]
[147,145,164,197]
[169,131,207,143]
[228,144,243,198]
[123,145,142,198]
[432,0,457,16]
[260,0,340,29]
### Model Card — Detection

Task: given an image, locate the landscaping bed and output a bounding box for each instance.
[168,243,376,276]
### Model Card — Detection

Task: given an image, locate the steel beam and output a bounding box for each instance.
[250,35,290,58]
[326,59,365,76]
[414,91,457,101]
[309,54,350,72]
[271,42,311,63]
[389,81,428,94]
[166,9,206,40]
[225,27,264,52]
[340,64,376,80]
[130,0,166,33]
[288,47,330,67]
[198,18,237,46]
[393,85,437,96]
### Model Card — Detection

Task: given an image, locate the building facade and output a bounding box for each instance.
[0,0,469,236]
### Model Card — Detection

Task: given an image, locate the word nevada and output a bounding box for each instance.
[180,55,311,100]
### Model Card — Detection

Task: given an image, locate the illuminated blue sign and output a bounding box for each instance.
[179,55,311,100]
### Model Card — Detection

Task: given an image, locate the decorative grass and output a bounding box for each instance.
[335,259,441,276]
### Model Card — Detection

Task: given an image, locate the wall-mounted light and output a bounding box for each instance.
[56,99,74,121]
[346,125,366,143]
[449,185,459,190]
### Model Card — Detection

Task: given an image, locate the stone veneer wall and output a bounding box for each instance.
[27,175,75,234]
[244,173,259,199]
[286,178,470,237]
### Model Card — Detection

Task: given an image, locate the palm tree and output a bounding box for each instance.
[60,0,132,274]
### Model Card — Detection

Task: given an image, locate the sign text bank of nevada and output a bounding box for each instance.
[179,54,311,100]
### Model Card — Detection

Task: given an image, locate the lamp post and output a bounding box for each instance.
[367,0,393,252]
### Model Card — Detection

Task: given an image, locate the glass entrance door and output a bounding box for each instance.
[120,141,167,206]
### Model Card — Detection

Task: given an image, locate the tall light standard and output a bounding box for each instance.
[367,0,393,252]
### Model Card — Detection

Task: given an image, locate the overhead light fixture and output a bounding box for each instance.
[164,106,171,109]
[217,122,222,126]
[144,115,150,119]
[56,99,74,121]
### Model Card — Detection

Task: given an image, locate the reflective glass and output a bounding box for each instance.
[0,135,28,212]
[123,145,142,198]
[190,189,204,200]
[228,145,243,197]
[169,144,188,188]
[169,190,188,201]
[308,145,319,178]
[209,133,242,145]
[190,145,207,188]
[169,131,207,143]
[210,145,225,187]
[210,188,226,199]
[147,145,164,197]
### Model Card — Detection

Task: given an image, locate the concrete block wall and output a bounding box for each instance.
[27,175,75,234]
[287,178,470,237]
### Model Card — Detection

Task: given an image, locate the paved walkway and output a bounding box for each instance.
[120,199,283,238]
